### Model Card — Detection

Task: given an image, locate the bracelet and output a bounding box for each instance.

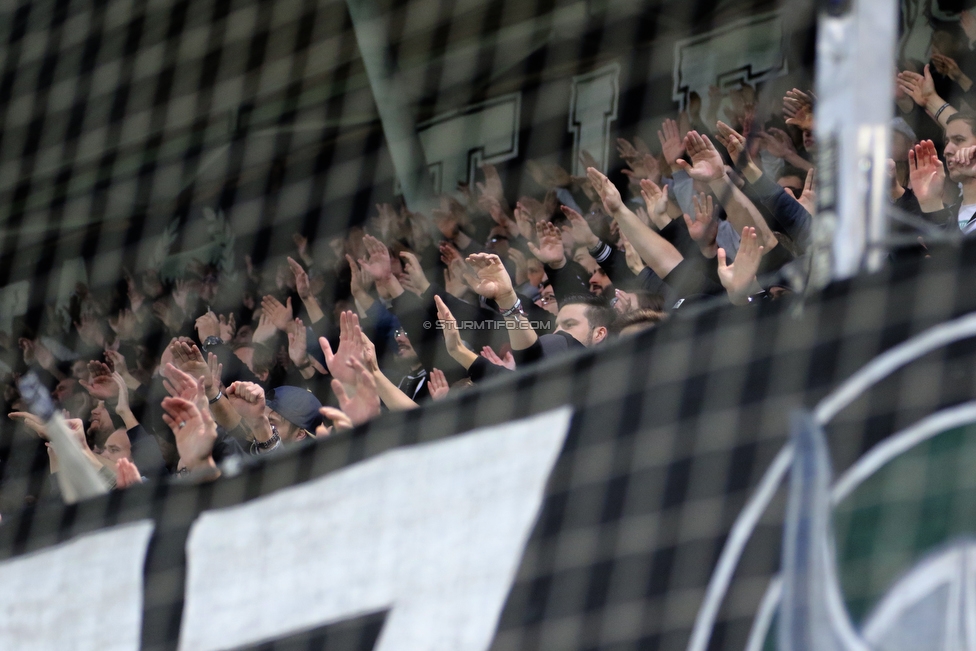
[935,102,951,122]
[253,426,280,451]
[208,390,223,404]
[500,298,524,318]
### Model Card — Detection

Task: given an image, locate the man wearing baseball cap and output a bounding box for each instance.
[264,386,323,445]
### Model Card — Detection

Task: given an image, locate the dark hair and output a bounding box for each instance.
[561,294,616,331]
[614,309,668,333]
[947,112,976,137]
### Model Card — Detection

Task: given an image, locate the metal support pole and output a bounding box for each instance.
[813,0,897,284]
[344,0,437,213]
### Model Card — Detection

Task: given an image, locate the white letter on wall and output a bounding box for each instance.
[179,407,573,651]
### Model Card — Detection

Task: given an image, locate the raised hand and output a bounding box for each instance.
[160,362,209,417]
[480,345,515,370]
[318,406,354,434]
[676,131,726,182]
[115,458,142,489]
[428,368,450,400]
[225,381,267,423]
[586,166,624,214]
[758,128,797,159]
[434,294,476,369]
[908,140,946,212]
[783,89,814,130]
[639,178,670,228]
[683,192,717,246]
[526,221,566,266]
[218,313,236,341]
[287,257,312,299]
[170,341,212,391]
[717,226,764,305]
[931,52,964,82]
[513,202,537,240]
[331,358,381,426]
[251,310,277,344]
[80,360,119,400]
[399,251,430,295]
[526,160,573,189]
[715,121,749,165]
[358,234,393,282]
[104,349,139,389]
[108,308,139,341]
[261,295,294,332]
[195,310,220,342]
[897,67,936,109]
[161,396,217,472]
[465,253,515,301]
[562,205,599,249]
[287,318,310,369]
[319,311,364,387]
[796,168,816,214]
[657,118,686,166]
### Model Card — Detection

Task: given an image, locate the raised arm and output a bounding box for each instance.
[586,167,684,279]
[676,130,777,252]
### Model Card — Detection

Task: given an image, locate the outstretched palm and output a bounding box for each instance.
[676,131,725,182]
[465,253,513,300]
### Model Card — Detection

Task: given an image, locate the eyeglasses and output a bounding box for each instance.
[394,327,408,338]
[537,295,556,305]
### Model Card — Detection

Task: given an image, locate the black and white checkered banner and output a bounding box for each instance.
[2,244,976,651]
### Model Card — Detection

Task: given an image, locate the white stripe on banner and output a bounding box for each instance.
[0,520,155,651]
[178,407,574,651]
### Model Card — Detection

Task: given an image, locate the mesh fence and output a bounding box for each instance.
[2,0,976,649]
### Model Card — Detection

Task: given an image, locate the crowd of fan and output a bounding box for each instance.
[3,16,976,506]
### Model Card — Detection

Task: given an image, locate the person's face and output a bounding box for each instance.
[777,175,804,198]
[945,120,976,182]
[527,260,545,288]
[265,407,305,443]
[554,304,606,347]
[88,401,113,437]
[589,269,612,297]
[394,328,418,362]
[486,234,509,257]
[97,428,132,463]
[802,129,816,153]
[534,286,558,315]
[53,378,77,404]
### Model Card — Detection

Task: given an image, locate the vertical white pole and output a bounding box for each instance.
[813,0,897,283]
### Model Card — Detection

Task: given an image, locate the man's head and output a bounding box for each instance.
[554,295,614,347]
[945,113,976,182]
[526,258,545,288]
[776,167,805,198]
[96,428,132,464]
[534,282,558,315]
[485,228,510,257]
[264,386,323,444]
[589,268,613,298]
[88,400,115,442]
[394,326,419,365]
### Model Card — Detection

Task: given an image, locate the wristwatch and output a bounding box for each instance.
[202,335,223,352]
